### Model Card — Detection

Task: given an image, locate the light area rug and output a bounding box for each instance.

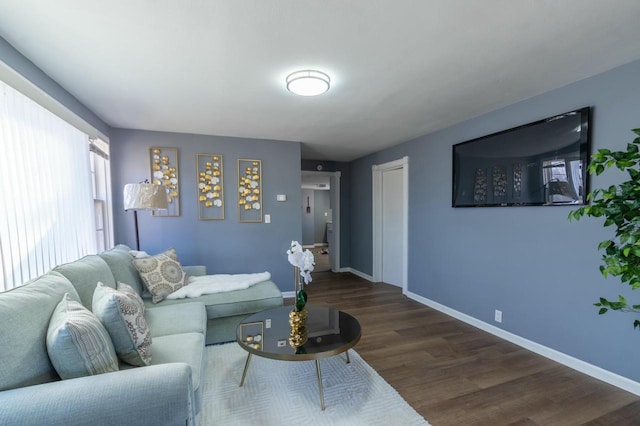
[199,343,430,426]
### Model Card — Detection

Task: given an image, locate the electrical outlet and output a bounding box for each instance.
[494,310,503,323]
[264,214,271,223]
[265,319,271,328]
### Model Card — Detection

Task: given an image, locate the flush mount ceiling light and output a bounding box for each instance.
[286,70,330,96]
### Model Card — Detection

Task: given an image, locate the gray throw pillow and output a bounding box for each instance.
[132,251,188,303]
[47,293,119,379]
[92,282,152,366]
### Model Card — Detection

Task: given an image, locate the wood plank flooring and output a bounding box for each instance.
[289,271,640,425]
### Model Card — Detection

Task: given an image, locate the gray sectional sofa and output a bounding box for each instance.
[0,244,283,425]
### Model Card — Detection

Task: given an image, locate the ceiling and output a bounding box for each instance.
[1,1,640,162]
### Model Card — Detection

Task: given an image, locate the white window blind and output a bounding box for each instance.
[0,80,97,291]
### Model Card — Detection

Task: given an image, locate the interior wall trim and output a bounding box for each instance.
[339,267,374,282]
[405,290,640,397]
[372,156,409,293]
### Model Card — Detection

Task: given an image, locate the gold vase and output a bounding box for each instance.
[288,307,308,348]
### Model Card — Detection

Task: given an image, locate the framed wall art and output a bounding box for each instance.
[237,158,262,222]
[196,154,224,220]
[149,147,180,216]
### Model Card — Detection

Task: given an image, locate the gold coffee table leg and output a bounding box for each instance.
[315,360,325,410]
[346,350,351,364]
[240,353,253,387]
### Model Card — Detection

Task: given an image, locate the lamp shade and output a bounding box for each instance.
[123,183,168,211]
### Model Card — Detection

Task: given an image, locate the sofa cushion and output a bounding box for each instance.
[145,302,207,338]
[144,280,283,319]
[148,333,204,392]
[133,253,188,303]
[99,245,146,295]
[53,255,116,311]
[0,272,80,391]
[47,293,119,379]
[93,282,152,366]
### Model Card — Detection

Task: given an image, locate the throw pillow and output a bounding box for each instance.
[132,251,188,303]
[92,282,152,366]
[117,281,146,314]
[46,293,119,379]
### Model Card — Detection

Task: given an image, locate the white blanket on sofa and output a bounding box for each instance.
[166,272,271,299]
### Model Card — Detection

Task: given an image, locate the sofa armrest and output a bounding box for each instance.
[183,265,206,277]
[0,363,195,426]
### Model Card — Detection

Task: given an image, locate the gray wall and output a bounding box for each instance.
[110,129,302,292]
[301,189,330,245]
[301,188,314,245]
[314,190,330,244]
[347,58,640,383]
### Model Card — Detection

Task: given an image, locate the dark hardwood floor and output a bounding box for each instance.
[289,271,640,425]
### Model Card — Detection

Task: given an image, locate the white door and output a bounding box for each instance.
[382,168,403,287]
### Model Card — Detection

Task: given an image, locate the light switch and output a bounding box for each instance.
[277,194,287,201]
[265,214,271,223]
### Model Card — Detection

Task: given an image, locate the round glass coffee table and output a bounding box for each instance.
[236,305,361,410]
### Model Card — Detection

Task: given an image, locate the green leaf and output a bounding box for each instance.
[599,240,613,251]
[598,307,608,315]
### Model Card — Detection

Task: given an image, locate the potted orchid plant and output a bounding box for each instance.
[286,241,315,312]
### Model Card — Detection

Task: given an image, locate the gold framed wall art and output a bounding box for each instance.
[196,154,224,220]
[149,147,180,217]
[237,158,262,222]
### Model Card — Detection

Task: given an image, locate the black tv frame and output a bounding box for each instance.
[452,107,592,207]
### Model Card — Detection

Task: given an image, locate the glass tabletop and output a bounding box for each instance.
[236,305,361,361]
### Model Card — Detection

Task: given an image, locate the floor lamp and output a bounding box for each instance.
[123,183,168,251]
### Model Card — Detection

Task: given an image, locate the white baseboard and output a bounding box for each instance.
[339,267,374,282]
[405,290,640,396]
[283,267,374,298]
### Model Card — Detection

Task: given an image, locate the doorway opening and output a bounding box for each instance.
[301,171,341,272]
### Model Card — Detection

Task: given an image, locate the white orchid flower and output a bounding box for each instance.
[286,240,315,285]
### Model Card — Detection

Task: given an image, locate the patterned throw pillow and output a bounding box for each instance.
[92,282,152,366]
[132,251,188,303]
[117,281,146,314]
[47,293,119,379]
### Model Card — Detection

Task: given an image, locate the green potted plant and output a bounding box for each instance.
[569,128,640,329]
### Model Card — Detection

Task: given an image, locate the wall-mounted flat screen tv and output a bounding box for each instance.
[452,107,591,207]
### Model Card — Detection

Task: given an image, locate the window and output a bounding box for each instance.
[0,80,105,291]
[90,138,113,252]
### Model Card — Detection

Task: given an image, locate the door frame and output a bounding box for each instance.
[372,156,409,293]
[301,170,341,272]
